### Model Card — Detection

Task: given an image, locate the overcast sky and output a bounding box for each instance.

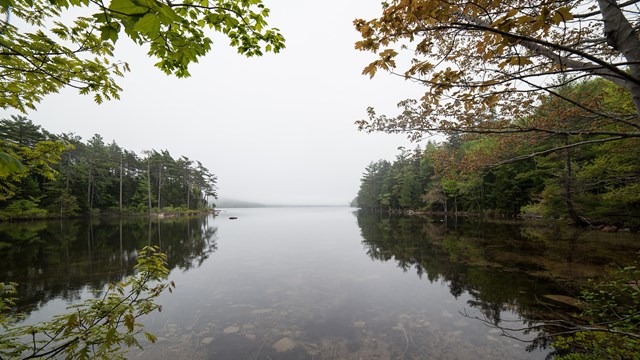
[1,1,428,206]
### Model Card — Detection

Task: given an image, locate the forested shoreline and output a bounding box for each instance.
[354,79,640,231]
[0,116,218,221]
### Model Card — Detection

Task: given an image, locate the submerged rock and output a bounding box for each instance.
[272,337,296,352]
[542,294,584,308]
[223,326,240,334]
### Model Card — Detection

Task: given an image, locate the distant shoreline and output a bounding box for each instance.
[215,198,351,208]
[216,204,352,208]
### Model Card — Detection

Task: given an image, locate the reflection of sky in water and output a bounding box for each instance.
[131,208,547,359]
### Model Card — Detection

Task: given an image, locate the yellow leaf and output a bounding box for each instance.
[516,15,536,24]
[380,48,398,58]
[555,7,574,22]
[362,63,378,78]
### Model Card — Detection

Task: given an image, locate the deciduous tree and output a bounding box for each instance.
[0,0,285,112]
[354,0,640,155]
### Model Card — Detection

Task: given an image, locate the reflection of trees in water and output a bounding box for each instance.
[0,216,218,315]
[356,212,640,328]
[158,216,218,271]
[357,213,558,351]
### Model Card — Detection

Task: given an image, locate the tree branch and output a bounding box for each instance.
[487,136,625,167]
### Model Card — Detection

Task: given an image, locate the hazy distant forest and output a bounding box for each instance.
[355,78,640,230]
[0,116,217,220]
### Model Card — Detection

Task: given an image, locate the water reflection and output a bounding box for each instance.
[133,209,554,359]
[0,216,218,315]
[356,212,640,349]
[3,209,639,359]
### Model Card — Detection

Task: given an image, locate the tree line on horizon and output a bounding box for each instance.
[354,79,640,230]
[0,116,217,220]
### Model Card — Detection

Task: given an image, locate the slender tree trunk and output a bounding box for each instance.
[185,170,190,210]
[477,183,484,215]
[147,159,152,215]
[454,195,458,216]
[443,187,448,213]
[563,143,590,226]
[90,183,95,209]
[87,163,92,210]
[66,153,71,190]
[157,166,162,212]
[119,152,123,213]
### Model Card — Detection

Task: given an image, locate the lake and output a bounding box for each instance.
[1,207,639,359]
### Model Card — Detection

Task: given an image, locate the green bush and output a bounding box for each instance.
[1,199,48,220]
[553,264,640,360]
[0,246,174,359]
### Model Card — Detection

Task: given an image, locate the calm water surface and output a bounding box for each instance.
[2,207,639,359]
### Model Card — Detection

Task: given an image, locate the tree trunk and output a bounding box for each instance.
[87,162,92,210]
[147,159,152,215]
[461,4,640,115]
[563,144,590,226]
[66,153,71,190]
[157,165,162,211]
[119,152,123,213]
[454,195,458,216]
[597,0,640,116]
[90,183,95,209]
[185,169,190,210]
